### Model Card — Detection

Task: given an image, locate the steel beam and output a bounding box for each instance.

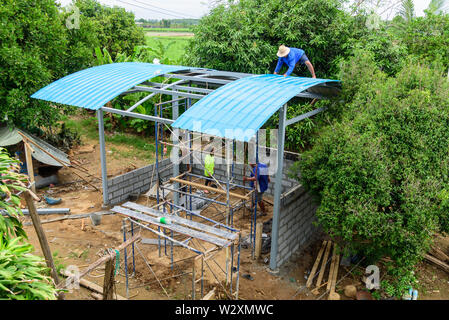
[126,79,186,112]
[269,104,287,270]
[134,86,205,100]
[285,106,328,127]
[100,106,174,125]
[143,82,214,95]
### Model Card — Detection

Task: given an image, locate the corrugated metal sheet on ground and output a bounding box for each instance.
[31,63,197,110]
[172,74,340,142]
[0,127,70,167]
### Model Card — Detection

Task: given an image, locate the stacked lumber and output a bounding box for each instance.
[306,240,340,299]
[424,245,449,274]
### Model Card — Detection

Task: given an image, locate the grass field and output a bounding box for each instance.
[145,35,191,62]
[143,27,192,33]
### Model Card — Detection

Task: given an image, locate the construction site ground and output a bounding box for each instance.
[20,125,449,300]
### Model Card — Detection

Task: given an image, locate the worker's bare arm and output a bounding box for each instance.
[305,60,316,78]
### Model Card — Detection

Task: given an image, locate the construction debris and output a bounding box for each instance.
[424,254,449,274]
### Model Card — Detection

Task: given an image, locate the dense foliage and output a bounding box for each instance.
[0,148,57,299]
[185,0,363,78]
[72,0,145,60]
[0,0,145,131]
[293,52,449,297]
[0,0,69,129]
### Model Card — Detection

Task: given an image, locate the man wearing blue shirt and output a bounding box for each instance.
[274,45,316,78]
[243,162,270,216]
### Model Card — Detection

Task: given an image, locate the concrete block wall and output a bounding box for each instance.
[275,185,321,267]
[107,157,172,205]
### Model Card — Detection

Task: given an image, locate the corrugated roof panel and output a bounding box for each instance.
[31,63,196,110]
[172,74,340,141]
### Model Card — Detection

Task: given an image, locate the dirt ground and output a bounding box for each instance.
[20,138,449,300]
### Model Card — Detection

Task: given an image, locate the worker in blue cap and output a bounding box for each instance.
[274,45,316,78]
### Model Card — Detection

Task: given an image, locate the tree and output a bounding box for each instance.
[426,0,448,14]
[292,53,449,297]
[73,0,145,59]
[0,0,69,129]
[399,0,415,23]
[401,12,449,71]
[185,0,363,78]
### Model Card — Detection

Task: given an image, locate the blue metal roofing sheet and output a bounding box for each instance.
[31,62,196,110]
[172,74,340,141]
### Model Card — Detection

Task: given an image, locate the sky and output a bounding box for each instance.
[57,0,433,20]
[57,0,211,20]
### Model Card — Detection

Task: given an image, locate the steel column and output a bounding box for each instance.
[269,104,287,270]
[173,95,180,206]
[97,109,108,206]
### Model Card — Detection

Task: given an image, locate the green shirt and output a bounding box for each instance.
[204,154,214,177]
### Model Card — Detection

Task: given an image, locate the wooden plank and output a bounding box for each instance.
[112,206,229,247]
[123,202,236,241]
[61,269,127,300]
[77,234,141,280]
[430,247,449,263]
[23,211,113,226]
[103,257,115,300]
[24,191,63,299]
[170,177,248,200]
[316,241,332,287]
[306,240,327,288]
[254,222,263,259]
[202,288,216,300]
[327,244,338,291]
[330,253,340,294]
[425,254,449,273]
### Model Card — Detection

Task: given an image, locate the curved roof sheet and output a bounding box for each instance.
[172,74,340,141]
[31,62,195,110]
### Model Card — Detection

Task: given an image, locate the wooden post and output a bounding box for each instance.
[327,244,338,290]
[23,142,36,193]
[103,255,116,300]
[254,222,263,259]
[24,191,63,299]
[306,240,327,288]
[316,241,332,287]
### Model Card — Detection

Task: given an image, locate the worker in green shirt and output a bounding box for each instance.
[203,148,215,194]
